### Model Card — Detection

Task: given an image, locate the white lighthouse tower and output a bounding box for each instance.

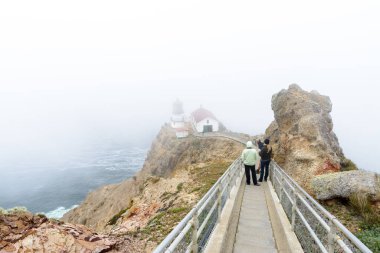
[171,99,185,129]
[171,99,189,138]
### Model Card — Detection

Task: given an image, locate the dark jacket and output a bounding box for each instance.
[259,145,273,161]
[257,141,264,150]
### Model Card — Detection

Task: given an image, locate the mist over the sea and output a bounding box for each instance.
[0,0,379,213]
[0,142,147,218]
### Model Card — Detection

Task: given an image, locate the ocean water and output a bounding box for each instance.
[0,146,147,218]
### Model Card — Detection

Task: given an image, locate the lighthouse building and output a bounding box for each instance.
[171,99,189,138]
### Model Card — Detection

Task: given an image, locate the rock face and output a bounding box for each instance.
[63,124,243,232]
[266,84,347,191]
[0,209,121,253]
[62,125,181,231]
[312,171,380,201]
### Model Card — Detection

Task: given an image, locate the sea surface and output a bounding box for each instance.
[0,146,147,218]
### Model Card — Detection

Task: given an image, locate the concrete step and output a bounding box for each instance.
[236,223,273,235]
[238,217,272,228]
[233,242,277,253]
[236,232,276,248]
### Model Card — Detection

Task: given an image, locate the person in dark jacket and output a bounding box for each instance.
[257,140,264,150]
[259,139,273,182]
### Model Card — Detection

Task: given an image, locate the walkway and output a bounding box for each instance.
[233,182,277,253]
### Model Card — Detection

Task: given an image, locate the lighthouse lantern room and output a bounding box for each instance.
[171,99,185,129]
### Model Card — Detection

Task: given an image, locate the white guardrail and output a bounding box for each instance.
[153,158,244,253]
[270,162,372,253]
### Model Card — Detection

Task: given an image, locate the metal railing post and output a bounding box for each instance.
[234,165,238,186]
[328,219,336,253]
[279,171,284,203]
[217,182,222,222]
[291,188,297,231]
[227,170,232,199]
[269,162,273,182]
[191,209,199,253]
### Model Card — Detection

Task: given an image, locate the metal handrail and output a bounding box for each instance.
[153,158,244,253]
[270,162,372,253]
[154,134,372,253]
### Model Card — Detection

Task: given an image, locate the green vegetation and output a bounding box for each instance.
[349,193,380,252]
[36,213,47,219]
[142,204,191,243]
[160,183,184,202]
[324,193,380,252]
[169,207,188,214]
[176,183,184,192]
[119,159,233,246]
[356,226,380,253]
[340,158,358,171]
[136,161,232,244]
[107,200,134,226]
[188,161,232,197]
[108,208,129,225]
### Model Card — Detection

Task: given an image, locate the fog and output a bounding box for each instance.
[1,0,379,178]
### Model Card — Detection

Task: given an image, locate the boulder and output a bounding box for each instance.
[312,171,380,201]
[266,84,348,191]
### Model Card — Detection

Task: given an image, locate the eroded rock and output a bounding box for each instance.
[312,171,380,200]
[266,84,347,191]
[0,210,120,253]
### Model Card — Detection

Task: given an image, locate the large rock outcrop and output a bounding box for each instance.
[0,209,122,253]
[266,84,347,191]
[311,171,380,201]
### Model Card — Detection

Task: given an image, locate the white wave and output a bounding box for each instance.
[105,166,119,171]
[44,205,78,219]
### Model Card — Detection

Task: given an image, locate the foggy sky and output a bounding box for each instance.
[0,0,379,172]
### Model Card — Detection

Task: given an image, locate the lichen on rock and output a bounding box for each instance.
[312,171,380,201]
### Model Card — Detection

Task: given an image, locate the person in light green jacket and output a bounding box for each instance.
[241,141,260,186]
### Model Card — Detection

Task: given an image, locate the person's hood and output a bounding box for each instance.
[246,141,253,148]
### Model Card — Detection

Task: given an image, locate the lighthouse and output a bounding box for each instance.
[171,99,185,128]
[171,99,189,138]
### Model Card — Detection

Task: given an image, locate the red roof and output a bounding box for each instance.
[191,107,218,123]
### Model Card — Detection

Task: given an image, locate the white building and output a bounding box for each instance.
[191,107,220,133]
[171,99,189,138]
[171,99,186,129]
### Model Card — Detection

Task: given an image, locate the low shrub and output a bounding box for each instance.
[341,158,358,171]
[356,226,380,253]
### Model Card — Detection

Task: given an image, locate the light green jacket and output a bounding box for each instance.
[241,148,259,166]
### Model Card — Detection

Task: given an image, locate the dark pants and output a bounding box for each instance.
[259,160,271,181]
[244,165,258,185]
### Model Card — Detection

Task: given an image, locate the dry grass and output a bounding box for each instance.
[188,161,232,197]
[349,192,380,225]
[349,192,372,216]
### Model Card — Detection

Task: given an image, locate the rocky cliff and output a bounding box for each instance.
[2,125,244,253]
[61,124,243,251]
[266,84,349,191]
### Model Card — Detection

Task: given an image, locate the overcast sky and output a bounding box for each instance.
[0,0,379,172]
